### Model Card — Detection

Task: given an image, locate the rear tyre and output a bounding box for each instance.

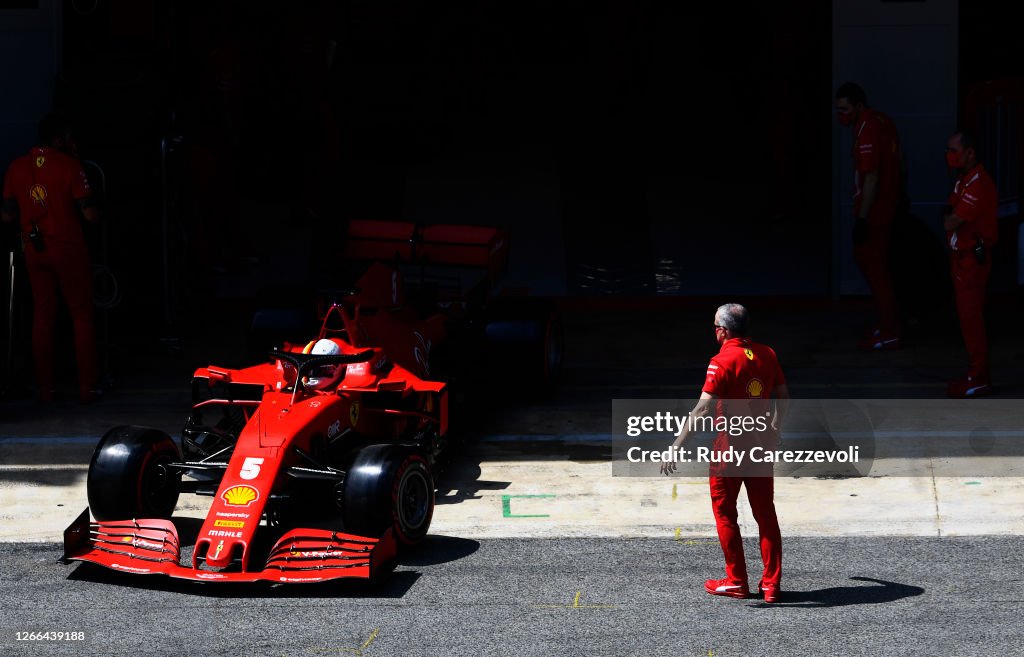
[484,297,564,393]
[87,425,181,521]
[343,445,434,547]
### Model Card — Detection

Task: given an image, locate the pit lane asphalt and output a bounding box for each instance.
[1,536,1022,657]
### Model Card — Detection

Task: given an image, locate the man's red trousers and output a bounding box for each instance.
[951,250,992,379]
[24,241,98,397]
[710,475,782,589]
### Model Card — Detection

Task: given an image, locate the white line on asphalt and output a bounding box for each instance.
[2,430,1021,446]
[0,464,88,470]
[0,436,107,445]
[478,431,1024,441]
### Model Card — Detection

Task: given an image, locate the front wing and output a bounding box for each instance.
[60,509,397,584]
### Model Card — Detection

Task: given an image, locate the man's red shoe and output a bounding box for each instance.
[947,376,992,398]
[760,584,781,603]
[704,578,750,599]
[857,333,900,351]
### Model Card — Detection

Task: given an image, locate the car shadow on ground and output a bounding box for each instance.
[432,434,511,505]
[748,576,924,607]
[396,534,480,566]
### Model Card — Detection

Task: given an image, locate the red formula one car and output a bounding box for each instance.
[62,221,560,585]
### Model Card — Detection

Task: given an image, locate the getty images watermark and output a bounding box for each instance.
[625,411,859,467]
[612,399,1024,477]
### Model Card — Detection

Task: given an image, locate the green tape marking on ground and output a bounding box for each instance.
[502,494,556,518]
[964,481,981,485]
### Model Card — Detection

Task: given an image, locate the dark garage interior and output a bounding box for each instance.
[1,0,1022,394]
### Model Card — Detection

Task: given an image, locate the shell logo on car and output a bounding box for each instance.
[222,485,259,507]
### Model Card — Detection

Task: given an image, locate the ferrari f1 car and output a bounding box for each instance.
[62,220,560,584]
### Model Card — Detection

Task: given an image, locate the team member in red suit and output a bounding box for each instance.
[1,114,101,402]
[662,304,790,603]
[943,132,998,397]
[835,82,905,350]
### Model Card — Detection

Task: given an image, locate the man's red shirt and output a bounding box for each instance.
[853,108,902,224]
[3,147,92,246]
[702,337,786,459]
[703,337,786,399]
[946,163,998,251]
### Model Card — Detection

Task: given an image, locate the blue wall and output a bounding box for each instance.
[0,0,59,171]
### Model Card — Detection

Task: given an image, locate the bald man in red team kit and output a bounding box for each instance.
[662,304,790,603]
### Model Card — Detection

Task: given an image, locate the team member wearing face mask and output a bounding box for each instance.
[943,131,998,398]
[835,82,906,351]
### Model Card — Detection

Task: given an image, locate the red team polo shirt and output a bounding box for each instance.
[702,337,786,463]
[853,108,902,224]
[3,147,92,246]
[946,163,998,252]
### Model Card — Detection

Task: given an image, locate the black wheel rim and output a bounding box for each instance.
[141,456,177,514]
[398,467,430,532]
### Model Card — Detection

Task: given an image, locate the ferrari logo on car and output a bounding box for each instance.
[222,485,259,507]
[350,402,360,427]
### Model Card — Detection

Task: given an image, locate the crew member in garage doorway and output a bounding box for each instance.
[836,82,905,350]
[943,131,997,398]
[1,113,101,403]
[661,304,789,602]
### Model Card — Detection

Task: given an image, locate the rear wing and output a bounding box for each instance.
[343,219,509,281]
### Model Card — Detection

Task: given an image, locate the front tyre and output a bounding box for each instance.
[344,445,434,547]
[87,425,181,521]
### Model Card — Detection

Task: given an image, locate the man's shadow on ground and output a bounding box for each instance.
[754,577,924,607]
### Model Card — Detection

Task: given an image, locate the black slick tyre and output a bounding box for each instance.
[343,445,434,547]
[87,425,181,521]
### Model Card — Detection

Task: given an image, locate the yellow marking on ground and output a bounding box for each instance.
[360,629,379,651]
[672,484,678,500]
[533,590,616,609]
[675,529,715,546]
[322,628,380,656]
